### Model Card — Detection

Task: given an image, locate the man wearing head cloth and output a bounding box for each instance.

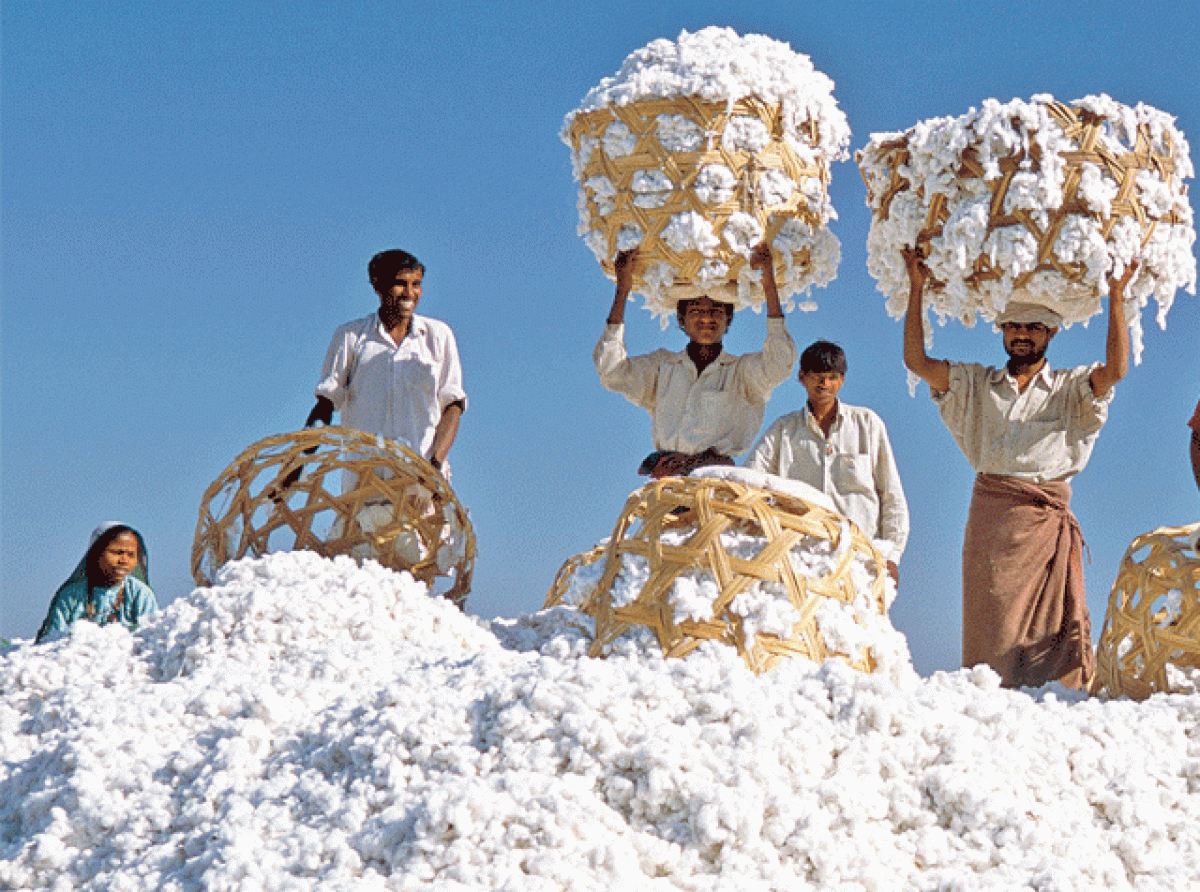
[901,247,1138,690]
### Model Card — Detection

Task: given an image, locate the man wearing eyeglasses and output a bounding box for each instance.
[594,243,796,479]
[901,246,1137,691]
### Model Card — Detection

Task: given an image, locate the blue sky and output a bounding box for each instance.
[3,0,1197,674]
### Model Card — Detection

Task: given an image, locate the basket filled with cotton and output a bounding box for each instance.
[546,468,903,675]
[857,94,1195,362]
[1092,523,1200,700]
[192,427,475,606]
[563,26,850,321]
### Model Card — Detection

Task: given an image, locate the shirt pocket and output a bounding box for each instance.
[832,453,874,495]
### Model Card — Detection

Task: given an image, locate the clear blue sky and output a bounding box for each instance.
[3,0,1197,674]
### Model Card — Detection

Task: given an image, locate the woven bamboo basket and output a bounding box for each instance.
[858,96,1191,323]
[1092,523,1200,699]
[566,94,833,308]
[192,427,475,606]
[550,475,889,674]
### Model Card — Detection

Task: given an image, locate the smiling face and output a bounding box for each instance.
[1001,321,1055,366]
[376,268,423,330]
[680,297,731,346]
[96,532,140,586]
[800,370,844,414]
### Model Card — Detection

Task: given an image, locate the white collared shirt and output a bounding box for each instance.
[315,312,467,461]
[594,317,796,457]
[746,402,910,563]
[932,361,1110,482]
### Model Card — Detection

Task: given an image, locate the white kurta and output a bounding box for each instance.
[746,403,910,563]
[593,318,796,458]
[932,362,1110,482]
[315,312,467,462]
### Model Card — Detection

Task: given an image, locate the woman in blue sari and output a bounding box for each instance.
[36,523,159,642]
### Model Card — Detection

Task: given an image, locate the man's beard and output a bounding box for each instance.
[1005,341,1046,371]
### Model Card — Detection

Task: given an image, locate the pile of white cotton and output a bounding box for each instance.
[564,27,850,321]
[859,93,1196,364]
[4,550,1200,891]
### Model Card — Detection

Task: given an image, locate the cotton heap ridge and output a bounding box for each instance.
[4,551,1200,890]
[563,26,850,323]
[858,93,1196,364]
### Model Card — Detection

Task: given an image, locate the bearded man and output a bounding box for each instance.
[901,246,1137,690]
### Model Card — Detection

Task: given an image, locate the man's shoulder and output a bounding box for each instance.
[412,314,458,340]
[330,312,379,338]
[838,401,885,424]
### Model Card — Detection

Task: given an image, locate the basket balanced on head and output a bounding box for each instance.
[192,427,475,606]
[857,94,1195,363]
[1092,523,1200,700]
[564,26,850,321]
[546,471,895,675]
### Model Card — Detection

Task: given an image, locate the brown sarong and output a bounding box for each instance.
[961,474,1093,690]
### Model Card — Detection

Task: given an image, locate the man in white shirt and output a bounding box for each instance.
[305,249,466,475]
[595,244,796,477]
[746,340,909,583]
[902,246,1136,690]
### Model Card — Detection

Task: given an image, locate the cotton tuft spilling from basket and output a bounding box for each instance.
[545,468,906,677]
[192,427,475,606]
[563,27,850,323]
[857,94,1195,364]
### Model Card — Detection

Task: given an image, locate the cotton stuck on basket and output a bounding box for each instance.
[563,26,850,322]
[857,93,1196,364]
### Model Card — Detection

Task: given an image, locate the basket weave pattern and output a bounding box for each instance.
[192,427,475,606]
[568,95,829,301]
[860,99,1186,298]
[557,476,888,674]
[1093,523,1200,699]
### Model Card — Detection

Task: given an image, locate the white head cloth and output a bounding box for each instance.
[996,302,1063,329]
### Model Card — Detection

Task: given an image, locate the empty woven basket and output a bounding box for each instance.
[192,427,475,606]
[1093,523,1200,699]
[550,475,889,674]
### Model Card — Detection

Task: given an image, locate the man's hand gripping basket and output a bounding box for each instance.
[1093,523,1200,699]
[192,427,475,606]
[546,474,890,675]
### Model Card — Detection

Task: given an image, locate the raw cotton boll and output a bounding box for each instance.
[757,168,797,207]
[858,93,1195,365]
[584,176,616,215]
[722,211,765,255]
[656,114,705,152]
[616,223,644,252]
[603,121,638,157]
[632,170,673,209]
[662,211,720,255]
[696,258,730,284]
[564,26,849,320]
[694,164,736,204]
[722,115,772,153]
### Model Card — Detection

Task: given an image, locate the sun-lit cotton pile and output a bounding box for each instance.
[859,94,1196,364]
[4,551,1200,891]
[564,27,850,321]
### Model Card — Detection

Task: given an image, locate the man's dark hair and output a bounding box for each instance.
[675,297,735,328]
[368,249,425,289]
[800,340,847,375]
